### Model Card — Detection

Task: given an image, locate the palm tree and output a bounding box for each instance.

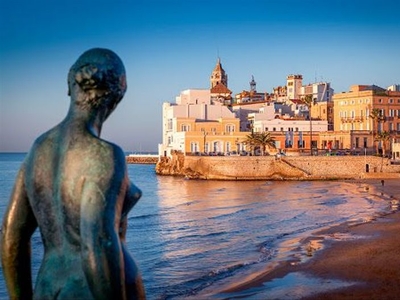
[369,108,385,154]
[302,94,314,155]
[244,132,276,155]
[374,131,391,157]
[374,131,391,171]
[244,132,258,155]
[253,131,276,155]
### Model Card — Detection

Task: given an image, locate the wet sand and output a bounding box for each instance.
[220,178,400,299]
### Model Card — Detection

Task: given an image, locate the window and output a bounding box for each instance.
[213,141,221,152]
[190,142,199,153]
[167,119,173,130]
[389,98,393,104]
[226,142,231,152]
[226,124,235,132]
[265,127,269,131]
[181,124,190,132]
[273,127,276,131]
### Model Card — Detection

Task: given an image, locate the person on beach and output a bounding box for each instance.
[1,48,145,299]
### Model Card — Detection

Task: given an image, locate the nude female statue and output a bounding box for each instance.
[1,48,146,299]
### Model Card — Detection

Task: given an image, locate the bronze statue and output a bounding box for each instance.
[1,48,146,299]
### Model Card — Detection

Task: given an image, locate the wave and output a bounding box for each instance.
[207,207,252,221]
[157,261,256,299]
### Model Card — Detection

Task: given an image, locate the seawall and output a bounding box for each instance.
[155,153,400,180]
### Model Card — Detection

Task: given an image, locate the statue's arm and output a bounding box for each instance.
[80,178,126,299]
[119,180,141,241]
[1,165,37,299]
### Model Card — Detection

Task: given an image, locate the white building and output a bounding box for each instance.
[300,81,334,103]
[247,104,328,133]
[286,74,303,100]
[159,89,238,156]
[253,118,328,133]
[387,84,400,92]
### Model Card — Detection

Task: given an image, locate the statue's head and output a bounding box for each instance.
[68,48,127,113]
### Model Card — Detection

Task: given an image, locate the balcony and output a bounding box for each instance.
[341,116,364,123]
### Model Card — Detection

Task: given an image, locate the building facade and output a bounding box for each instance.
[158,57,400,158]
[331,85,400,154]
[159,88,246,156]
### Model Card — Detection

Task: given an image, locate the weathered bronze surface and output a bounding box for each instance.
[1,48,145,299]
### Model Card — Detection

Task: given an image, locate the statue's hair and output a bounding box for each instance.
[68,48,127,110]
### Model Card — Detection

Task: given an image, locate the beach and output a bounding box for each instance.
[219,178,400,299]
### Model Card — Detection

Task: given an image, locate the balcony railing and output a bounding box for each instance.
[341,116,364,123]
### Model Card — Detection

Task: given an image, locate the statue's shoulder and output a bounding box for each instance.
[87,139,126,172]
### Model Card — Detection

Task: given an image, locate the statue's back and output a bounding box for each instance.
[26,127,121,299]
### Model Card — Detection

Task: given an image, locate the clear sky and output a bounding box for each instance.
[1,0,399,152]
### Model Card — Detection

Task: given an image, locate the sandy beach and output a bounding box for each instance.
[219,178,400,299]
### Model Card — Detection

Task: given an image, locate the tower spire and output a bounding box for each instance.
[210,57,228,89]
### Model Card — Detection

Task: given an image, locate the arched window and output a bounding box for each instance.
[213,141,222,153]
[226,124,235,132]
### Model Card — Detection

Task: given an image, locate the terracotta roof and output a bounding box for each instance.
[289,99,304,104]
[210,82,232,94]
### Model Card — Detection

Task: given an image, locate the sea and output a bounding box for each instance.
[0,152,394,299]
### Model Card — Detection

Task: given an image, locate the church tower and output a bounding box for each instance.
[209,58,232,104]
[210,58,228,89]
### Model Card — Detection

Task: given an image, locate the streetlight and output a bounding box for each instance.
[203,131,207,154]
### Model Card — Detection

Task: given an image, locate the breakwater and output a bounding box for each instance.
[156,152,400,180]
[126,154,158,164]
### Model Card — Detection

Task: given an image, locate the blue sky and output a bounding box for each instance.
[1,0,399,152]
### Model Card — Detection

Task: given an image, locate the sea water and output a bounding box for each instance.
[0,153,391,299]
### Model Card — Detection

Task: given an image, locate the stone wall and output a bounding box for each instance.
[155,152,400,180]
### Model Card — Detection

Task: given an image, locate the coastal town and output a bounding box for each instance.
[157,58,400,161]
[121,58,400,180]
